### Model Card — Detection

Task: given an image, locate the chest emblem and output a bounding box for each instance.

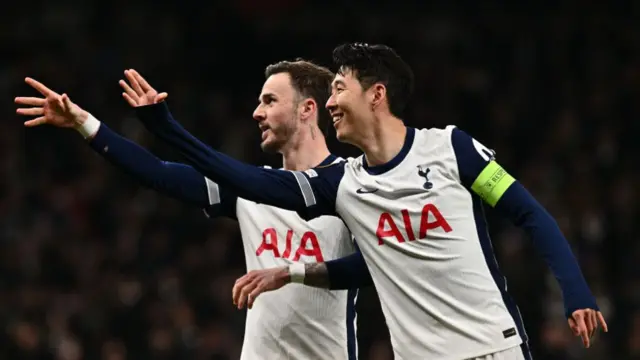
[417,165,433,190]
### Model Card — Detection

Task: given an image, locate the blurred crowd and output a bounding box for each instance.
[1,0,638,359]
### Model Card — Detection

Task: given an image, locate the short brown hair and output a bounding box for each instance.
[265,59,334,133]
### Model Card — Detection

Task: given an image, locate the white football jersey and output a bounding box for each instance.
[204,156,358,360]
[141,101,590,360]
[296,128,528,360]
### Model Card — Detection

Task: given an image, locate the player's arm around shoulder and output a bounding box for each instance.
[449,126,608,348]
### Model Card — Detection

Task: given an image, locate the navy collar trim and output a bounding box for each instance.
[317,154,339,167]
[362,128,415,175]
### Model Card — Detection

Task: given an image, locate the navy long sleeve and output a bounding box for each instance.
[326,245,373,290]
[451,128,597,318]
[88,123,236,217]
[135,103,317,213]
[496,182,597,316]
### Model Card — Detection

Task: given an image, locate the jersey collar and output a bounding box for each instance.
[316,154,339,167]
[362,127,415,175]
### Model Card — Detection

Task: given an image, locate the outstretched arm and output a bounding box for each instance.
[232,249,373,309]
[451,127,608,348]
[121,70,340,219]
[136,102,331,215]
[88,122,207,206]
[15,77,236,218]
[86,121,237,217]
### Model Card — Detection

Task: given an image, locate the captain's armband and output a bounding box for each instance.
[470,161,515,207]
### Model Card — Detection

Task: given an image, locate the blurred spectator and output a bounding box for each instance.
[1,1,634,359]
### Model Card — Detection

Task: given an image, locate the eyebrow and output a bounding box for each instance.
[259,92,276,101]
[332,80,346,87]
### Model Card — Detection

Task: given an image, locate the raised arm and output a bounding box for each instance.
[87,121,237,217]
[232,248,373,309]
[15,77,236,218]
[451,127,608,347]
[122,69,341,220]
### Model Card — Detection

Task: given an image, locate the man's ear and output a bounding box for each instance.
[299,98,317,122]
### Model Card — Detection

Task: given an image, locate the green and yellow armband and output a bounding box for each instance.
[470,161,515,207]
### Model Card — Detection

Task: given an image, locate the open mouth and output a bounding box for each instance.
[259,123,271,140]
[332,113,344,127]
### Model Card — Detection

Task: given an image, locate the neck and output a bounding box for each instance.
[359,114,407,167]
[280,127,331,171]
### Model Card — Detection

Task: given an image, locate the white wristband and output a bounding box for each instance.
[74,113,101,139]
[289,263,306,283]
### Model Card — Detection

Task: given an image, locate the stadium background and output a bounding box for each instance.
[0,0,636,359]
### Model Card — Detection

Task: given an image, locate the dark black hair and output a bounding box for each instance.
[265,59,334,132]
[332,43,414,117]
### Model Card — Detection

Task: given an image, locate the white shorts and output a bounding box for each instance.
[469,345,532,360]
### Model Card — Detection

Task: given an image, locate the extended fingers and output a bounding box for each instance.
[130,69,153,92]
[24,117,47,127]
[124,70,144,96]
[572,312,590,348]
[16,107,44,116]
[570,309,609,348]
[597,312,608,333]
[154,92,168,103]
[568,317,580,336]
[586,310,597,339]
[122,92,138,107]
[119,80,140,104]
[15,97,45,106]
[24,78,57,97]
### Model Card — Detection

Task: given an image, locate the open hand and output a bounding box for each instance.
[119,69,168,107]
[568,308,608,348]
[15,78,87,128]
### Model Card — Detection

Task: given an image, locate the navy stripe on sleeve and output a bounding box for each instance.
[89,123,236,218]
[136,103,342,219]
